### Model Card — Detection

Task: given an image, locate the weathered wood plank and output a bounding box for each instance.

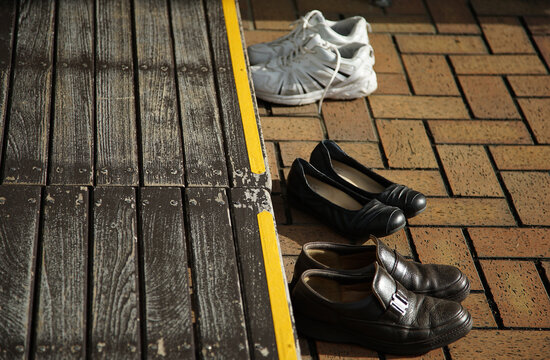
[34,186,88,358]
[139,187,194,359]
[95,0,138,185]
[0,186,41,359]
[204,0,270,189]
[185,187,250,359]
[49,0,94,185]
[91,187,140,358]
[134,0,184,186]
[230,188,278,359]
[170,0,229,187]
[2,0,55,184]
[0,1,16,170]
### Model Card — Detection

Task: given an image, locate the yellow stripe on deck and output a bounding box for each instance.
[257,211,298,360]
[222,0,266,174]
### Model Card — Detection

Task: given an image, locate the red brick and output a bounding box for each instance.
[380,228,412,258]
[451,55,547,74]
[402,55,459,95]
[468,227,550,258]
[518,98,550,143]
[501,171,550,225]
[425,0,480,34]
[471,0,550,16]
[296,0,383,17]
[238,0,253,30]
[261,117,324,141]
[490,145,550,170]
[508,75,550,96]
[449,330,550,359]
[408,198,515,226]
[396,35,487,54]
[525,16,550,35]
[316,342,378,360]
[481,260,550,327]
[386,349,444,360]
[369,95,469,119]
[375,73,410,95]
[265,141,280,192]
[321,99,377,141]
[278,224,349,255]
[480,17,535,54]
[251,0,296,30]
[534,35,550,67]
[369,15,435,34]
[369,34,403,73]
[385,0,427,15]
[376,120,438,168]
[459,76,519,119]
[374,169,448,196]
[438,145,503,197]
[243,30,288,46]
[279,141,383,168]
[271,103,318,116]
[461,293,497,327]
[283,255,297,280]
[271,193,287,224]
[428,120,533,144]
[410,227,483,290]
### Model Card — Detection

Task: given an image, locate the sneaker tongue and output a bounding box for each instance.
[371,263,397,309]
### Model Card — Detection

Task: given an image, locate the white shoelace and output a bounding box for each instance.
[272,10,323,49]
[318,43,341,114]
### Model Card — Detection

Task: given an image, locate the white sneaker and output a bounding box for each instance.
[251,34,377,109]
[248,10,370,66]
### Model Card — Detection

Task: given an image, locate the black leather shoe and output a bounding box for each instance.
[291,265,472,355]
[287,159,406,238]
[290,237,470,302]
[310,140,427,218]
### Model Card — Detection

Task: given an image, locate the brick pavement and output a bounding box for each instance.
[241,0,550,358]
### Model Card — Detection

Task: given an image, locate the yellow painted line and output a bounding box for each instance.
[222,0,266,174]
[257,211,298,360]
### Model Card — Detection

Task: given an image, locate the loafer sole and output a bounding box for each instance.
[294,311,473,356]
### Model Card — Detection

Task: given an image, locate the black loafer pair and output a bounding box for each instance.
[286,140,427,238]
[290,238,472,355]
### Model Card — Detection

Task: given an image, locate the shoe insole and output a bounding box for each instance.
[309,249,377,270]
[306,276,372,303]
[305,174,362,211]
[332,160,385,193]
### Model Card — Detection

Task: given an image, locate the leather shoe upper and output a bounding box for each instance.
[287,159,406,238]
[310,140,427,218]
[291,265,472,354]
[291,237,470,302]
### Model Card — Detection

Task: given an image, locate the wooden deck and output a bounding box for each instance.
[0,0,298,359]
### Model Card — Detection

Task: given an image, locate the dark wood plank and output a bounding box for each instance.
[95,0,138,185]
[49,0,94,185]
[0,186,41,359]
[230,188,278,359]
[139,187,194,359]
[204,0,270,189]
[0,1,16,169]
[170,0,229,187]
[34,186,88,358]
[134,0,184,186]
[91,187,140,358]
[2,0,55,184]
[185,187,250,358]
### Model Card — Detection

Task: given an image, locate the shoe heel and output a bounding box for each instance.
[294,313,353,344]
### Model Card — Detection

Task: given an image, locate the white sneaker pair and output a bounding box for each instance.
[248,10,377,109]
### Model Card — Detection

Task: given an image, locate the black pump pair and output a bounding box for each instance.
[286,140,427,238]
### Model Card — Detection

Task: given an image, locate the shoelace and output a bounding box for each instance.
[275,37,342,114]
[271,10,323,49]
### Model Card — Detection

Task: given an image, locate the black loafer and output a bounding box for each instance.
[287,159,406,238]
[310,140,427,218]
[291,265,473,355]
[290,237,470,302]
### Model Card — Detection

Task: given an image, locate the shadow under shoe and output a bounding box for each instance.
[291,265,473,356]
[310,140,427,218]
[290,236,470,302]
[286,158,406,239]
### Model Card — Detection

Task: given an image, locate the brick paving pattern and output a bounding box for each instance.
[241,0,550,358]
